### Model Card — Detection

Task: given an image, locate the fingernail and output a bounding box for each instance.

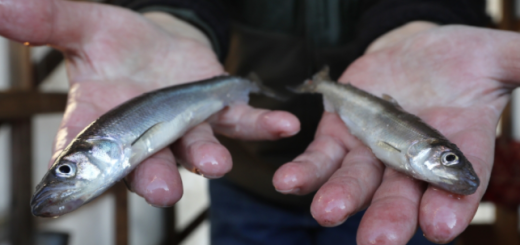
[146,177,170,194]
[194,154,228,179]
[279,130,298,138]
[313,196,349,227]
[144,176,172,207]
[276,188,300,194]
[263,114,298,137]
[199,154,220,167]
[324,200,348,227]
[324,198,347,213]
[278,120,299,137]
[425,206,458,243]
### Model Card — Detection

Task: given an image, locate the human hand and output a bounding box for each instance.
[0,0,299,207]
[273,23,520,244]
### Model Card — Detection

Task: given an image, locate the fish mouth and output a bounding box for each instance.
[438,169,480,195]
[31,189,57,217]
[31,185,82,217]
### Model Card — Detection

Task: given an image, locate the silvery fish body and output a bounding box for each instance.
[294,68,479,195]
[31,75,267,217]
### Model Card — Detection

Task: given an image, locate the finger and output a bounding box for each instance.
[357,168,426,245]
[420,129,493,243]
[125,148,183,207]
[0,0,94,47]
[208,103,300,140]
[0,0,153,53]
[310,146,384,227]
[171,122,232,179]
[272,112,359,194]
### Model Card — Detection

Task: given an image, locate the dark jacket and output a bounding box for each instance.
[114,0,491,207]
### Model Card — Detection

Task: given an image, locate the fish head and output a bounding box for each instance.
[31,137,127,217]
[407,139,479,195]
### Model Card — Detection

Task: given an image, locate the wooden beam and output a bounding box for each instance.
[173,209,208,244]
[159,207,175,245]
[8,41,35,245]
[113,182,128,245]
[9,119,34,245]
[33,49,63,86]
[0,91,67,119]
[500,0,519,30]
[494,206,520,245]
[8,42,32,89]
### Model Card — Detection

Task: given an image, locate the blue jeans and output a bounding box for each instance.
[209,179,455,245]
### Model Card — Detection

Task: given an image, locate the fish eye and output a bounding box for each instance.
[441,152,459,166]
[55,163,76,178]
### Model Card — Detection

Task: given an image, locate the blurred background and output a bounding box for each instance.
[1,0,520,245]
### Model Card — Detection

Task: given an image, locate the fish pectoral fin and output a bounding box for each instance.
[313,66,332,81]
[131,122,165,147]
[129,100,226,166]
[323,97,335,112]
[377,141,402,153]
[382,94,402,108]
[130,121,172,164]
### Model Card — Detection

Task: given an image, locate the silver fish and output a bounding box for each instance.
[31,75,274,217]
[293,67,479,195]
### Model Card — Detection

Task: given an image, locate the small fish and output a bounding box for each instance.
[292,67,479,195]
[31,74,276,217]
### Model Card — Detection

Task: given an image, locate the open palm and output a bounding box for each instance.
[273,25,520,244]
[0,0,299,206]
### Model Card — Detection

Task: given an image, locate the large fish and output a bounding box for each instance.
[293,67,479,195]
[31,74,276,217]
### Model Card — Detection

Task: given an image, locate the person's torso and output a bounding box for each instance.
[219,0,365,207]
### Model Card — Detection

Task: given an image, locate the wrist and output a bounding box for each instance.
[366,21,439,54]
[143,12,212,48]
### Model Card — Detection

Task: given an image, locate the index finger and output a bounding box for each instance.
[208,103,300,140]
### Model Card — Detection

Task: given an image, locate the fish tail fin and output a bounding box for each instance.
[287,66,331,94]
[313,66,332,82]
[247,72,289,101]
[286,79,317,94]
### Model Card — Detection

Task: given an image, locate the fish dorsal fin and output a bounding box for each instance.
[377,140,402,153]
[313,66,331,81]
[382,94,401,108]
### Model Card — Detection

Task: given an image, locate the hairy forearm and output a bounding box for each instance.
[366,21,439,53]
[143,12,212,48]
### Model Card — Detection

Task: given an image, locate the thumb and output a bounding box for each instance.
[0,0,131,52]
[490,28,520,84]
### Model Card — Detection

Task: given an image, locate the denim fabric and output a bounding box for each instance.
[209,178,455,245]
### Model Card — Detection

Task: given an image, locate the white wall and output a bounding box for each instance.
[0,37,11,244]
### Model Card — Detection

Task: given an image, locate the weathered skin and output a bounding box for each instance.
[293,68,479,195]
[31,75,266,217]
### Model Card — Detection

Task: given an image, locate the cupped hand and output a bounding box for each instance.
[0,0,299,207]
[273,24,520,244]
